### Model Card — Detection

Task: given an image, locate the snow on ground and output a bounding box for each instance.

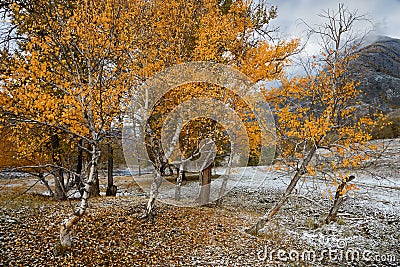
[0,138,398,266]
[109,139,399,266]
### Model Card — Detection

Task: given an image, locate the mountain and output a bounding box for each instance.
[355,36,400,113]
[354,36,400,138]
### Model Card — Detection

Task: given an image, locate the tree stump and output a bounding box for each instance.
[199,165,212,205]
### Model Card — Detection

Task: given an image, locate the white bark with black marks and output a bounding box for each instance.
[246,145,317,234]
[59,144,100,247]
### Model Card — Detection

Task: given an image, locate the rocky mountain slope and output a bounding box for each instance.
[355,36,400,137]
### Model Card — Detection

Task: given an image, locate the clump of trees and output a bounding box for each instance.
[1,0,298,247]
[1,0,385,247]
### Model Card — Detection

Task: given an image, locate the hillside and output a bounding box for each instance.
[356,36,400,112]
[354,36,400,137]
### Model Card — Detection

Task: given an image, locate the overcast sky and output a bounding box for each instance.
[268,0,400,47]
[266,0,400,76]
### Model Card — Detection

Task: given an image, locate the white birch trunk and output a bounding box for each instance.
[216,156,233,206]
[246,146,317,234]
[139,171,163,219]
[59,144,99,247]
[175,164,184,200]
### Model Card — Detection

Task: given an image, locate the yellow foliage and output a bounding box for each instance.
[265,36,381,198]
[1,0,298,169]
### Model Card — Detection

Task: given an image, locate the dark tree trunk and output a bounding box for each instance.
[182,170,186,181]
[89,168,100,197]
[51,134,67,201]
[326,197,346,223]
[325,175,355,224]
[54,174,66,200]
[106,143,117,196]
[199,165,212,205]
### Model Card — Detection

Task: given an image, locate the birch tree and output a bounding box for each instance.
[1,0,299,247]
[124,0,299,218]
[247,4,381,234]
[0,0,141,247]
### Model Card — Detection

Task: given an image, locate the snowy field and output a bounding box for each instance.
[0,138,398,266]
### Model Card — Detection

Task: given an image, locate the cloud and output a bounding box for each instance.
[269,0,400,40]
[267,0,400,77]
